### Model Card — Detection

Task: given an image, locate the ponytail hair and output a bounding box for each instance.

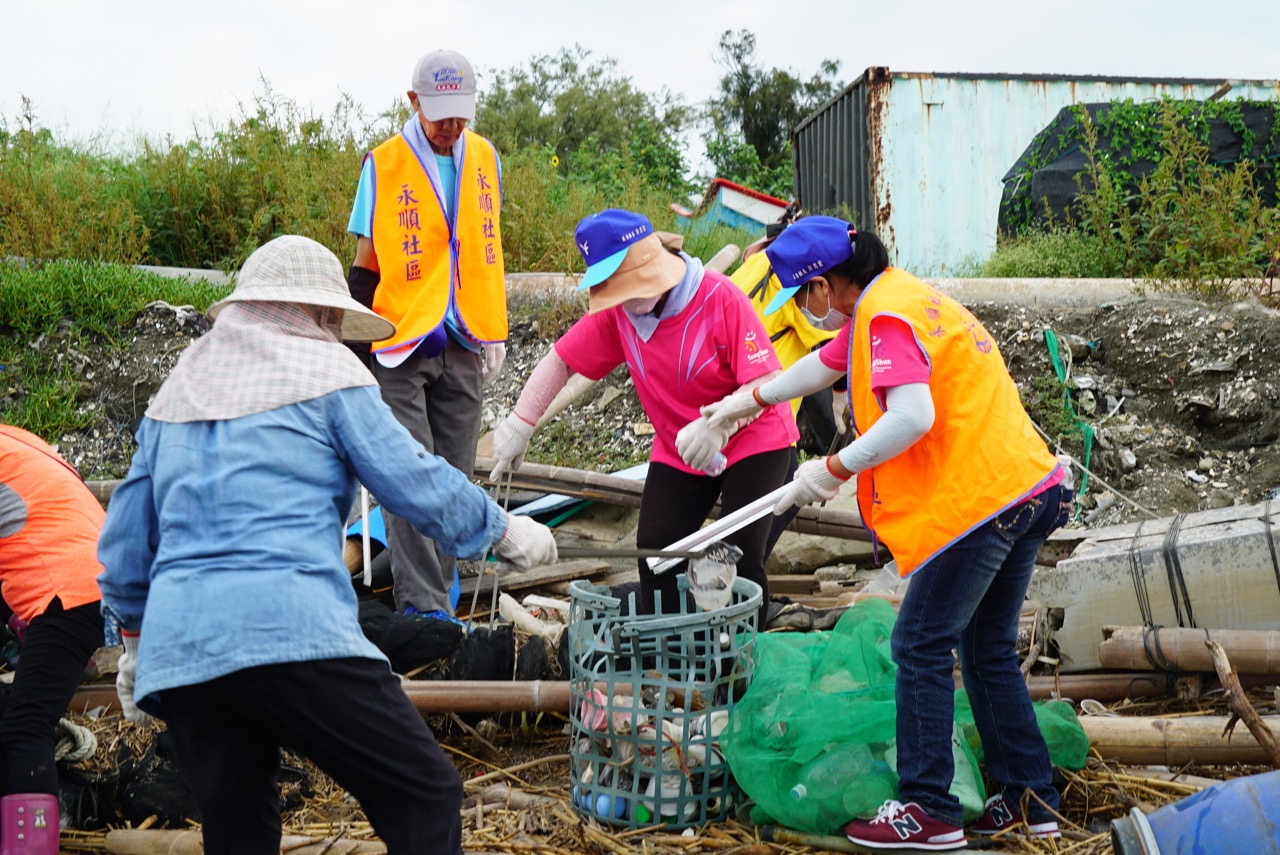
[829,230,888,288]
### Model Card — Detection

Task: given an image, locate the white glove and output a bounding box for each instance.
[832,390,850,435]
[117,632,156,726]
[490,412,535,482]
[493,513,559,571]
[675,416,733,472]
[481,342,507,388]
[701,388,765,433]
[774,457,850,514]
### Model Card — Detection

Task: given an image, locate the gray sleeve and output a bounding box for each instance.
[0,483,27,539]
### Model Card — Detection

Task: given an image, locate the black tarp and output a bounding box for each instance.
[998,101,1280,236]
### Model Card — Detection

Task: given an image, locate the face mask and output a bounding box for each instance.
[798,294,851,331]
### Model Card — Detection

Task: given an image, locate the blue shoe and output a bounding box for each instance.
[403,606,466,629]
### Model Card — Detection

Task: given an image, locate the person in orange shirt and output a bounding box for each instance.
[0,425,105,853]
[696,218,1071,850]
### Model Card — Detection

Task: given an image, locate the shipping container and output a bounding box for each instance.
[792,67,1280,274]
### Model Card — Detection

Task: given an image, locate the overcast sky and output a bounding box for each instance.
[4,0,1277,152]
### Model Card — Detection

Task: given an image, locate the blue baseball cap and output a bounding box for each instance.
[574,209,656,290]
[762,216,857,315]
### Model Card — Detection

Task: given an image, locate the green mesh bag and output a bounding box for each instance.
[721,599,1089,836]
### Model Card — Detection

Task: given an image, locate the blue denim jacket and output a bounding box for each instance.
[97,386,508,712]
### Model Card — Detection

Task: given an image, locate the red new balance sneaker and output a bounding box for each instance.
[844,800,966,850]
[971,793,1061,839]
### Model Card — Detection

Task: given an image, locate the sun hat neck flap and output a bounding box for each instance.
[208,235,396,343]
[586,234,687,314]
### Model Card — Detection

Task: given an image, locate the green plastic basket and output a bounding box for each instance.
[567,575,762,829]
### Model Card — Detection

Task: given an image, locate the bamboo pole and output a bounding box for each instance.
[1081,715,1280,765]
[1099,626,1280,673]
[105,830,386,854]
[70,669,1207,719]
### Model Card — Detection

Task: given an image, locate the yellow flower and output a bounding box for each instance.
[551,155,560,167]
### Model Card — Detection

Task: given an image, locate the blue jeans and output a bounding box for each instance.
[891,483,1071,827]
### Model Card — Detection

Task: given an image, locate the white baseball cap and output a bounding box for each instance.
[412,49,477,121]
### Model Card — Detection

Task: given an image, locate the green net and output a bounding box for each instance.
[721,599,1088,835]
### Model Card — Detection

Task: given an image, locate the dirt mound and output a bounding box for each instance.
[53,292,1280,527]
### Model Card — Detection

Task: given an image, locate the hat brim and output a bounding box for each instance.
[208,290,396,343]
[416,93,476,122]
[587,236,686,314]
[763,284,803,316]
[577,247,629,291]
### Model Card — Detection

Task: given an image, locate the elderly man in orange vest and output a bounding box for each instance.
[345,49,508,622]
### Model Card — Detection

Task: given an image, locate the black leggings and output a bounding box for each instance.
[161,657,462,855]
[636,447,792,627]
[0,597,101,795]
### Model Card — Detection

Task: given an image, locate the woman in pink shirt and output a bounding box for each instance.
[490,209,798,621]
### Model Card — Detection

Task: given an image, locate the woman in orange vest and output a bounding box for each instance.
[0,425,105,853]
[695,218,1072,851]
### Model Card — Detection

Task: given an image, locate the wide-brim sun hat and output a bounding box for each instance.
[207,235,396,342]
[762,216,857,315]
[585,233,687,314]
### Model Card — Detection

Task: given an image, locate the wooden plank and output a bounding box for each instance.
[457,558,610,601]
[767,575,820,595]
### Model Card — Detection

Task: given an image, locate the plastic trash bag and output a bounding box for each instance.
[687,542,742,611]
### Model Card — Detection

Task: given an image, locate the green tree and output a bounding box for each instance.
[476,46,693,194]
[705,30,841,196]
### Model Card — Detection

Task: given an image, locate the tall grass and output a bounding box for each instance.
[1,86,743,276]
[0,261,227,440]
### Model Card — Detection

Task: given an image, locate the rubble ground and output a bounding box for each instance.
[54,290,1280,530]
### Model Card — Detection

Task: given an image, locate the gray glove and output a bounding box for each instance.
[482,342,507,388]
[675,416,733,472]
[493,513,559,571]
[490,412,535,482]
[702,388,765,433]
[117,632,156,726]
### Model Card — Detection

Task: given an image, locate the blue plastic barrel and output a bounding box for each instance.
[1111,769,1280,854]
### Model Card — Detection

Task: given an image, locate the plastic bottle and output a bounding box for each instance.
[704,452,727,477]
[790,741,874,801]
[638,773,696,824]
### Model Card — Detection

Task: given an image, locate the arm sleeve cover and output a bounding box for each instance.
[758,351,847,405]
[834,382,935,473]
[512,348,574,424]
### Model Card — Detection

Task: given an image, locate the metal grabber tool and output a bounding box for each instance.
[468,470,516,632]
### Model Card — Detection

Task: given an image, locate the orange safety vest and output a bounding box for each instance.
[847,269,1058,576]
[0,426,103,620]
[367,128,507,351]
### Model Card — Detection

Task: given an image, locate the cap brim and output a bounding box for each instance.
[763,284,803,316]
[577,247,629,290]
[416,93,476,122]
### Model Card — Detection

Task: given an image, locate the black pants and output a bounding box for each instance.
[160,658,462,855]
[636,447,791,627]
[0,597,101,795]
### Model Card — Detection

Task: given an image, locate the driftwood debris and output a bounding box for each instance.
[472,458,870,542]
[1100,625,1280,674]
[1204,638,1280,768]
